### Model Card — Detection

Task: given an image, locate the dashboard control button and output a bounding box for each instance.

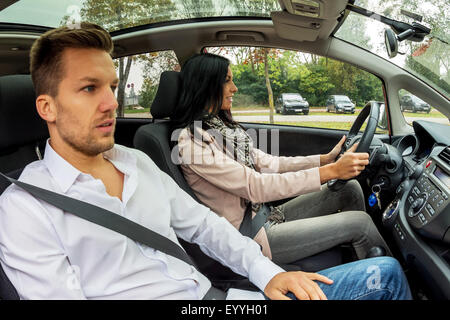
[437,199,444,207]
[412,198,424,212]
[427,206,435,216]
[419,213,427,224]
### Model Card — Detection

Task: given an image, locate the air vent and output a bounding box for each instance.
[291,0,320,18]
[438,147,450,165]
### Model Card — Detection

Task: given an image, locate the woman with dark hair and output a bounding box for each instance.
[174,53,391,265]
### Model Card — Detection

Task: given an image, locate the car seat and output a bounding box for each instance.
[133,71,347,291]
[0,74,49,300]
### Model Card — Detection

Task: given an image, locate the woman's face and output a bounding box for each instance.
[221,66,238,111]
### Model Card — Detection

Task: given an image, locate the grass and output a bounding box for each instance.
[231,111,359,116]
[124,107,150,114]
[248,120,389,134]
[402,111,446,118]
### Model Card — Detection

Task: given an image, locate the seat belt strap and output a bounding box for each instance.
[239,202,271,239]
[0,172,225,299]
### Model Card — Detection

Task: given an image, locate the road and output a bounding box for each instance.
[124,110,449,125]
[233,114,449,124]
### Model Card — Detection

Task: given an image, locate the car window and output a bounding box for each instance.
[335,96,352,103]
[205,46,387,134]
[113,50,179,119]
[398,89,448,126]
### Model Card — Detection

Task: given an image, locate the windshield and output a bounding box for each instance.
[0,0,280,32]
[284,94,303,101]
[335,0,449,99]
[410,95,427,104]
[335,95,352,103]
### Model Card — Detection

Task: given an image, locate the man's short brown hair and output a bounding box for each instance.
[30,22,113,97]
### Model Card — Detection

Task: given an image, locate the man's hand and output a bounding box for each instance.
[264,271,333,300]
[320,135,346,166]
[319,143,369,183]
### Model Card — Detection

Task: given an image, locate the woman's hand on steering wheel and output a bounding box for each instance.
[321,135,346,165]
[332,143,369,180]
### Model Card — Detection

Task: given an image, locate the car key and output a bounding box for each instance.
[372,184,382,210]
[368,183,382,210]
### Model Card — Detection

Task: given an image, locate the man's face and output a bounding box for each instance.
[51,48,119,157]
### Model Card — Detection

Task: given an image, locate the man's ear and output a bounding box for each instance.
[36,94,56,123]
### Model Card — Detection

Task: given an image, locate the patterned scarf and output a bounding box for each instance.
[204,116,285,224]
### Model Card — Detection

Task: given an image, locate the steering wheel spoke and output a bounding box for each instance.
[328,102,381,192]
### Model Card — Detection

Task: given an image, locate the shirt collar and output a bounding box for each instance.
[42,140,136,194]
[43,140,82,193]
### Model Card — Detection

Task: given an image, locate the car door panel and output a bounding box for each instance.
[242,122,345,157]
[242,122,391,157]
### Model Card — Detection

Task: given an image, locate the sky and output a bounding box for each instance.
[0,0,85,27]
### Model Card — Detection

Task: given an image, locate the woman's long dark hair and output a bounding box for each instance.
[172,53,240,134]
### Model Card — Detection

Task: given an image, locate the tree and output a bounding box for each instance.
[227,0,280,123]
[61,0,177,117]
[138,51,180,113]
[263,48,275,123]
[375,0,449,95]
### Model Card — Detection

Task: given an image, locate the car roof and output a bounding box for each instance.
[0,0,350,75]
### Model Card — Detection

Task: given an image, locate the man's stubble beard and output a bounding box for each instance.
[55,102,115,157]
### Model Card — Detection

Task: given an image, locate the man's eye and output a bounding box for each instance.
[82,86,95,92]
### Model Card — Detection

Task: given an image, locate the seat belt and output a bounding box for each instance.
[0,172,226,300]
[239,202,270,239]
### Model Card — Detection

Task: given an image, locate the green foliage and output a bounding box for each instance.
[230,48,384,107]
[139,78,158,110]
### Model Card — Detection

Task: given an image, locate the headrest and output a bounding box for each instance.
[150,71,181,119]
[0,75,49,150]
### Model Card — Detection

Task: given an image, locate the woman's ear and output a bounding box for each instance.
[36,94,56,123]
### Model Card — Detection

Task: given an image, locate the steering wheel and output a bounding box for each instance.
[327,101,380,191]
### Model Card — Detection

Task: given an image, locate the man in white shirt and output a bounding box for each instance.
[0,22,411,300]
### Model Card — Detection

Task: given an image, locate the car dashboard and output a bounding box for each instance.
[381,120,450,299]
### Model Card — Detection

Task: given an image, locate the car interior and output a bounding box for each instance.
[0,0,449,300]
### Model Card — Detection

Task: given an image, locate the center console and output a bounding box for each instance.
[381,145,450,298]
[383,146,450,242]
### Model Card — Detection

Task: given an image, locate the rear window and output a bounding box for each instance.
[113,50,179,118]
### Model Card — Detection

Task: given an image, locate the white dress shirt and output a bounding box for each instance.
[0,141,284,300]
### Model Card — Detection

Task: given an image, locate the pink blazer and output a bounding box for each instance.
[177,127,322,259]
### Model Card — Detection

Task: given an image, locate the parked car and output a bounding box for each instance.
[400,95,431,113]
[0,0,449,301]
[275,93,309,115]
[326,95,355,113]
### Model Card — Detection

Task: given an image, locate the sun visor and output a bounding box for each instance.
[271,11,323,41]
[272,0,348,42]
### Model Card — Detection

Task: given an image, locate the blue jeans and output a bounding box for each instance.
[268,257,412,300]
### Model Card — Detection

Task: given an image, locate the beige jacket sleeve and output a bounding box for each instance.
[178,129,322,204]
[251,147,321,174]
